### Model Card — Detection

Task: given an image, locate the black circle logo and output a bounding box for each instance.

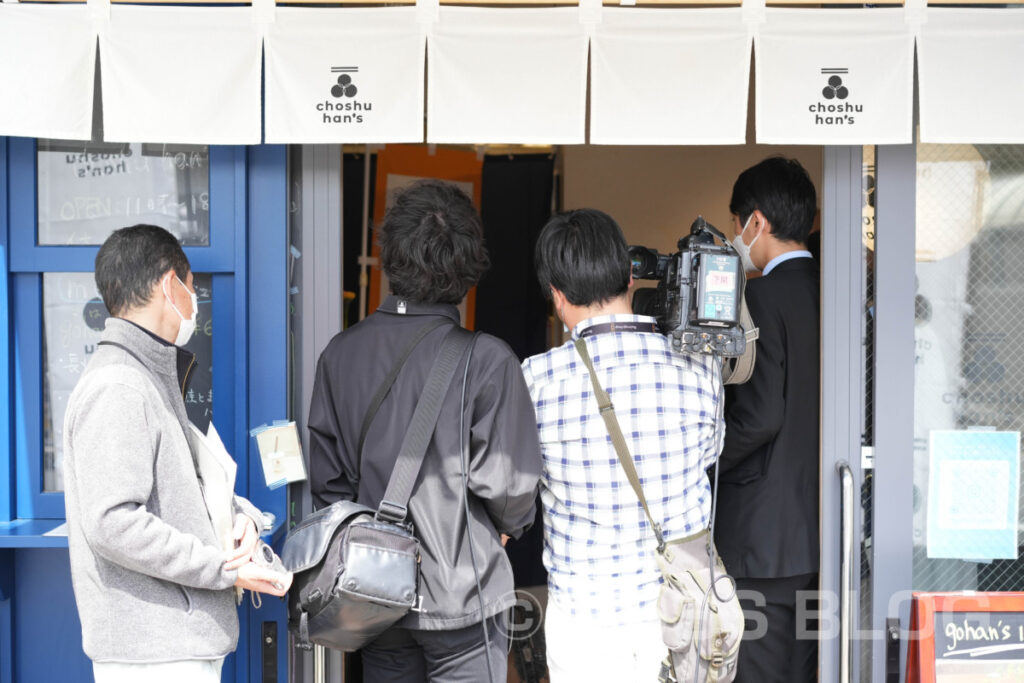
[331,74,358,99]
[823,75,849,100]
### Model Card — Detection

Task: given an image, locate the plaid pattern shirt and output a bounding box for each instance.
[522,314,722,625]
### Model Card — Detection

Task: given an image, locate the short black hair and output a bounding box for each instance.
[534,209,631,307]
[95,224,190,317]
[377,180,489,305]
[730,157,817,244]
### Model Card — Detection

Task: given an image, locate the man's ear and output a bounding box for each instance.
[550,286,566,310]
[752,210,771,239]
[153,268,175,303]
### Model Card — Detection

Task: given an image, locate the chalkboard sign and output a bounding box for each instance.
[42,272,214,492]
[936,611,1024,660]
[908,592,1024,682]
[36,140,210,246]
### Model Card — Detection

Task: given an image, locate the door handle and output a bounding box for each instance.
[836,460,855,683]
[314,644,325,683]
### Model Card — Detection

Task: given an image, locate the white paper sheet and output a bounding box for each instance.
[253,422,307,491]
[190,422,238,553]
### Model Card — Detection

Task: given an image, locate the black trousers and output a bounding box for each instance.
[734,573,818,683]
[361,614,508,683]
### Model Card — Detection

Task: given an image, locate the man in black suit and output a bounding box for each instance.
[714,157,820,682]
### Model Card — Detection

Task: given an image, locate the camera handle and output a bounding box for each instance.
[690,216,732,248]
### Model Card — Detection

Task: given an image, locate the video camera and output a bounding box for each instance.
[630,217,747,357]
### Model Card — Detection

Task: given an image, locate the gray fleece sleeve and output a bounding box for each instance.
[233,495,264,531]
[69,383,236,591]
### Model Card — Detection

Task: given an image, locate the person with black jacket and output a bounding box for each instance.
[308,180,543,683]
[714,157,820,682]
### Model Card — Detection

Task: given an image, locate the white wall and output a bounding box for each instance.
[562,144,823,251]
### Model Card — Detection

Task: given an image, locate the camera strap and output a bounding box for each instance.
[722,298,759,385]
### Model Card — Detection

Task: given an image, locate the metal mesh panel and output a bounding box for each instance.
[913,144,1024,593]
[861,146,877,682]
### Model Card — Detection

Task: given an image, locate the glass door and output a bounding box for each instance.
[863,141,1024,682]
[821,145,876,683]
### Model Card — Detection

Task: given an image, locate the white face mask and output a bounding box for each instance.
[731,214,762,274]
[163,274,197,347]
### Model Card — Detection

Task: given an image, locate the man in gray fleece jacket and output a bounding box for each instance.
[63,225,288,683]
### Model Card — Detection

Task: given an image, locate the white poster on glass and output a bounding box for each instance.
[36,142,210,246]
[42,273,106,492]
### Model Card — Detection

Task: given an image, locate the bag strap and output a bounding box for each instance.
[573,338,666,553]
[357,317,449,460]
[376,326,474,524]
[721,297,759,385]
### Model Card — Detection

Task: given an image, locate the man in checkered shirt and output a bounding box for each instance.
[522,209,723,682]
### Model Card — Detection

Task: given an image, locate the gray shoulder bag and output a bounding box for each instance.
[282,324,473,652]
[574,338,744,683]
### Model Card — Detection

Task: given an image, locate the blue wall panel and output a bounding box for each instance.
[1,137,13,683]
[246,145,287,519]
[2,138,12,524]
[13,550,91,682]
[246,144,289,682]
[0,550,12,683]
[230,146,250,683]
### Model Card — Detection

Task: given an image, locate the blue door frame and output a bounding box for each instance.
[0,138,289,683]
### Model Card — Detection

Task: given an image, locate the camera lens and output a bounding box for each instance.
[262,545,273,562]
[628,246,661,280]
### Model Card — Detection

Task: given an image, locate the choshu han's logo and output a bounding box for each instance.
[822,69,850,100]
[331,67,358,98]
[810,68,862,127]
[318,66,372,124]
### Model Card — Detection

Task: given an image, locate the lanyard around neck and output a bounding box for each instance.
[577,321,659,339]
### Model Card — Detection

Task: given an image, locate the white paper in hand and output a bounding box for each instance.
[190,422,238,553]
